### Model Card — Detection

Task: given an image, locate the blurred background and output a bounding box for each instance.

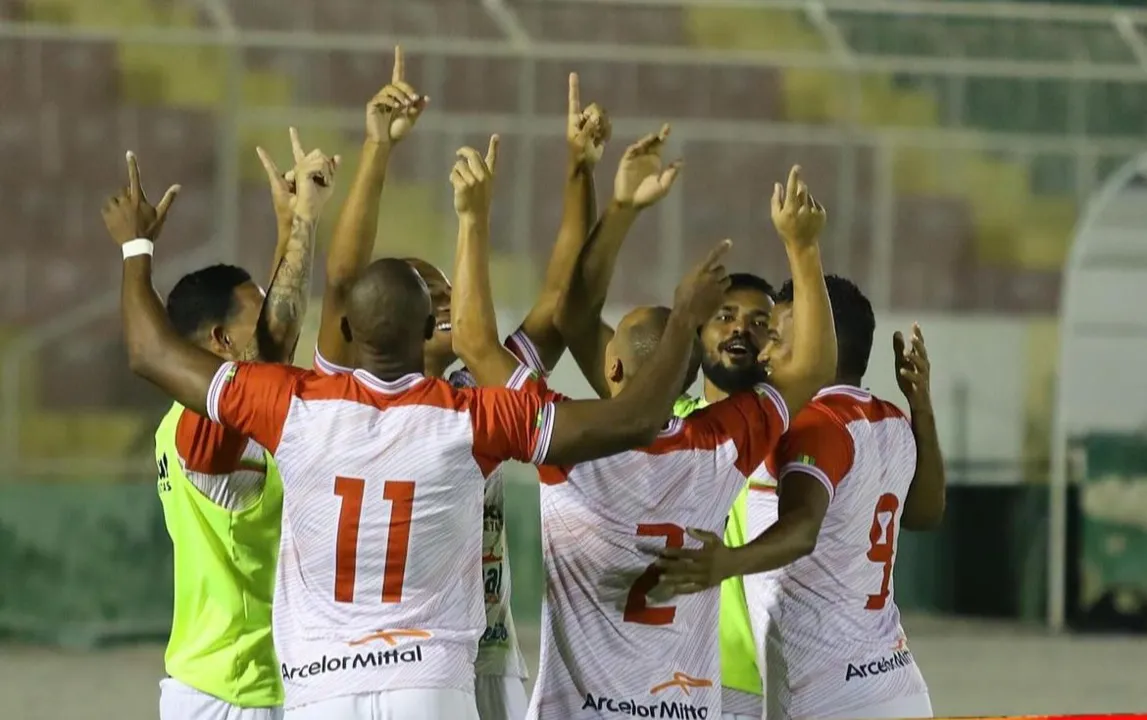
[3,0,1147,717]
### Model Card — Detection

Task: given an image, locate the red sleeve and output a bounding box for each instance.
[468,378,559,470]
[174,410,253,476]
[206,361,305,453]
[450,329,546,389]
[689,383,791,477]
[774,406,855,501]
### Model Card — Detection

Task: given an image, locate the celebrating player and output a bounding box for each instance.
[657,277,945,720]
[552,132,780,720]
[458,162,835,720]
[307,53,608,719]
[108,134,726,719]
[102,134,327,720]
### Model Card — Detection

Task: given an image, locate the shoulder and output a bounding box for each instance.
[812,386,906,426]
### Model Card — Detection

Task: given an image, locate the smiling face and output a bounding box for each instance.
[699,286,774,394]
[759,300,793,380]
[404,258,455,373]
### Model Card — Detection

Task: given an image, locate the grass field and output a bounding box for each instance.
[4,614,1145,720]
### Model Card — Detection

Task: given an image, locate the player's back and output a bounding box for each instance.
[528,386,789,720]
[268,371,515,708]
[757,386,927,719]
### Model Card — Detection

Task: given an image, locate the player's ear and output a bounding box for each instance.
[208,325,230,354]
[607,357,624,384]
[422,315,435,341]
[340,316,353,344]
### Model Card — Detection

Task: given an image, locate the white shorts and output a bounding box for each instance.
[285,688,480,720]
[159,678,283,720]
[475,675,528,720]
[811,692,933,720]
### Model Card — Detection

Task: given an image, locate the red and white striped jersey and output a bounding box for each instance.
[524,378,790,720]
[742,385,929,720]
[313,328,542,680]
[205,360,555,710]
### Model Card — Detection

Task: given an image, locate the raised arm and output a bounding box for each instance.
[104,153,223,414]
[895,324,947,530]
[512,73,610,372]
[242,130,336,363]
[449,135,524,387]
[556,125,681,398]
[765,166,837,418]
[542,241,731,466]
[315,46,426,368]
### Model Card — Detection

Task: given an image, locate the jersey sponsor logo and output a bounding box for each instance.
[650,672,713,697]
[347,628,431,647]
[480,620,510,646]
[580,674,713,719]
[157,453,171,493]
[843,649,915,682]
[280,644,425,682]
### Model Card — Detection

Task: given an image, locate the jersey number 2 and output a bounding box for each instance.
[333,477,415,604]
[623,523,684,626]
[865,492,900,610]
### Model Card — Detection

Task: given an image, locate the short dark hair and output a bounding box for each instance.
[727,272,775,299]
[776,274,875,380]
[165,264,253,339]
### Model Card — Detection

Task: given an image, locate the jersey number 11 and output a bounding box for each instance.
[333,477,416,604]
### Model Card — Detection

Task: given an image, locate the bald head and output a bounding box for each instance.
[613,306,701,394]
[344,258,434,359]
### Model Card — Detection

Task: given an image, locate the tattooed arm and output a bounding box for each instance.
[241,135,338,363]
[241,214,320,362]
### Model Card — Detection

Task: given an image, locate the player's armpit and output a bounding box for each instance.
[208,361,304,454]
[774,406,853,502]
[901,407,946,531]
[121,256,225,417]
[727,473,830,577]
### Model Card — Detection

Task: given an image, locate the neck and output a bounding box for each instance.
[356,348,424,381]
[424,356,450,379]
[702,377,728,403]
[834,374,863,389]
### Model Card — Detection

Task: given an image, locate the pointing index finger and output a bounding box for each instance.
[126,151,143,203]
[486,134,500,174]
[568,72,580,119]
[786,165,802,208]
[392,45,405,84]
[289,127,306,164]
[703,239,733,269]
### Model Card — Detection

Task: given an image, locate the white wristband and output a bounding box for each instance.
[122,238,154,259]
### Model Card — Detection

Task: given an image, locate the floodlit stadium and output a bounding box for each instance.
[2,0,1146,718]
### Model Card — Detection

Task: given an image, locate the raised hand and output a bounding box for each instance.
[366,46,428,145]
[614,124,681,210]
[283,127,339,223]
[894,323,931,412]
[566,72,611,167]
[102,151,180,245]
[256,139,298,224]
[673,239,732,327]
[771,165,826,248]
[451,135,499,218]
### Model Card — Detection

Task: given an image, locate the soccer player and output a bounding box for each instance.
[100,137,327,720]
[455,153,836,719]
[107,143,728,720]
[307,57,608,720]
[658,277,945,720]
[554,131,778,720]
